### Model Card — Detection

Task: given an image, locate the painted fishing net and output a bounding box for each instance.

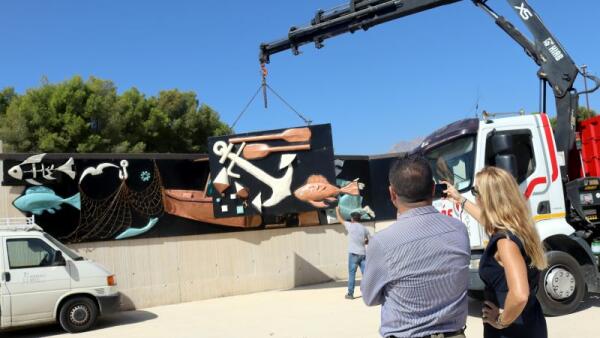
[65,161,163,242]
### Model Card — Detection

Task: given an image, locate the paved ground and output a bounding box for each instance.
[4,281,600,338]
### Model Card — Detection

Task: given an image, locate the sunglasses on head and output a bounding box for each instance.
[471,186,479,197]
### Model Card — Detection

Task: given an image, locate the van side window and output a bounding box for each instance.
[6,238,56,269]
[485,130,536,184]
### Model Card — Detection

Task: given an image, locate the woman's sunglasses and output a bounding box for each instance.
[471,186,479,197]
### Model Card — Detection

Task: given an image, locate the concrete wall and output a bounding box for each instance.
[69,222,383,310]
[0,181,395,310]
[0,186,24,218]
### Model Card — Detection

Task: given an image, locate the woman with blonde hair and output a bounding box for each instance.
[444,166,548,338]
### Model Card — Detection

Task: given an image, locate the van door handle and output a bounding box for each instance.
[2,272,10,282]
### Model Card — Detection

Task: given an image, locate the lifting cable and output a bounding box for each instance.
[230,84,262,130]
[229,64,312,130]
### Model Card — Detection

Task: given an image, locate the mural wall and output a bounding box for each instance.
[0,124,396,243]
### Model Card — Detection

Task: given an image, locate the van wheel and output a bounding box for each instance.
[537,251,586,316]
[59,297,99,333]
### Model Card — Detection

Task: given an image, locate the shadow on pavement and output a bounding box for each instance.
[1,310,158,338]
[572,293,600,314]
[286,279,361,291]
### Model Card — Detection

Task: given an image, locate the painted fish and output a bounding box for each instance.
[115,218,159,240]
[8,154,76,186]
[338,193,375,220]
[335,179,375,220]
[13,186,80,215]
[294,175,363,208]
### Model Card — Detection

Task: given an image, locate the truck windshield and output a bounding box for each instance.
[43,233,84,261]
[425,136,476,192]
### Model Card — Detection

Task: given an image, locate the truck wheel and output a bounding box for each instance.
[59,297,99,333]
[537,251,586,316]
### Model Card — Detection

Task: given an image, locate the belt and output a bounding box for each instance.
[389,327,465,338]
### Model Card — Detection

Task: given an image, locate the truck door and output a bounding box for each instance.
[478,116,562,223]
[2,236,71,324]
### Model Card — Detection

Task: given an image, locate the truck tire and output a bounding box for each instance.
[58,296,99,333]
[537,251,586,316]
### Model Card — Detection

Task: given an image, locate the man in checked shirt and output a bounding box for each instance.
[361,155,470,338]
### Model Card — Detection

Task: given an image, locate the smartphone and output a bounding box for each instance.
[433,183,448,199]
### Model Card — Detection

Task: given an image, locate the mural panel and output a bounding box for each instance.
[1,130,393,243]
[207,124,340,218]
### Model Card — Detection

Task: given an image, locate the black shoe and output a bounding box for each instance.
[345,294,354,300]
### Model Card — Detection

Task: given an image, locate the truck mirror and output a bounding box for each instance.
[491,133,514,155]
[495,154,519,179]
[53,251,66,266]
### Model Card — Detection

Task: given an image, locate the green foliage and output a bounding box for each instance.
[549,106,597,130]
[0,76,231,153]
[0,87,16,117]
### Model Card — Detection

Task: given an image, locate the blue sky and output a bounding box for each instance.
[1,1,598,154]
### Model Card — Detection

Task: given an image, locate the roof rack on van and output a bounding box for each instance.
[0,217,43,232]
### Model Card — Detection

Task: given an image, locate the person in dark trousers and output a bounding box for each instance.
[444,167,548,338]
[336,206,370,300]
[361,155,470,338]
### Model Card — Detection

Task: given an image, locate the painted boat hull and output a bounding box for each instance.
[163,189,262,228]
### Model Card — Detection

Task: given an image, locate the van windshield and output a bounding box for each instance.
[43,233,84,261]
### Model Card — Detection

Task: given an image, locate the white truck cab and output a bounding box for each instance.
[0,218,120,333]
[424,113,600,315]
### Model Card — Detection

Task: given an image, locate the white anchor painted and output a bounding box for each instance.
[213,141,293,207]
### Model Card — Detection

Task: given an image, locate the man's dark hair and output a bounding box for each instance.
[388,155,433,203]
[350,212,361,222]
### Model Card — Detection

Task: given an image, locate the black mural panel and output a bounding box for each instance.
[0,147,400,243]
[1,154,228,243]
[207,124,336,218]
[368,157,400,220]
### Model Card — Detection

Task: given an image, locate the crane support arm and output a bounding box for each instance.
[259,0,462,64]
[260,0,600,179]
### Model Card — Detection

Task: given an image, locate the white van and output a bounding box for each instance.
[0,218,120,333]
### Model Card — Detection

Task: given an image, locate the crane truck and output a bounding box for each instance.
[259,0,600,315]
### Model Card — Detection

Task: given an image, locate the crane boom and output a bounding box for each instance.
[260,0,461,63]
[259,0,600,180]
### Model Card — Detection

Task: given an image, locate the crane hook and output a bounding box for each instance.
[261,63,268,109]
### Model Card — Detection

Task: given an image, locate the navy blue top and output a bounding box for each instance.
[479,231,547,338]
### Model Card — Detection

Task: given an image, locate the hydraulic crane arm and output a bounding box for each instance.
[260,0,462,63]
[260,0,600,180]
[260,0,579,97]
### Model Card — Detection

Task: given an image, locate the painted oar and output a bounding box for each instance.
[229,127,312,144]
[242,143,311,160]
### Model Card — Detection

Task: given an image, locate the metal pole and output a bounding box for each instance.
[582,65,591,110]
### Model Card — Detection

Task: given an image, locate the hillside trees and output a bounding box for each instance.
[0,76,231,153]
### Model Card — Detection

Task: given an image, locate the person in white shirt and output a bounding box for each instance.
[336,206,370,299]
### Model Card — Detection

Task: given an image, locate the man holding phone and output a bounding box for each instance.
[361,155,470,337]
[336,206,370,300]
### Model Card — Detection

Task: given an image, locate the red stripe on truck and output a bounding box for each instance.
[524,177,547,199]
[540,113,559,182]
[524,113,558,199]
